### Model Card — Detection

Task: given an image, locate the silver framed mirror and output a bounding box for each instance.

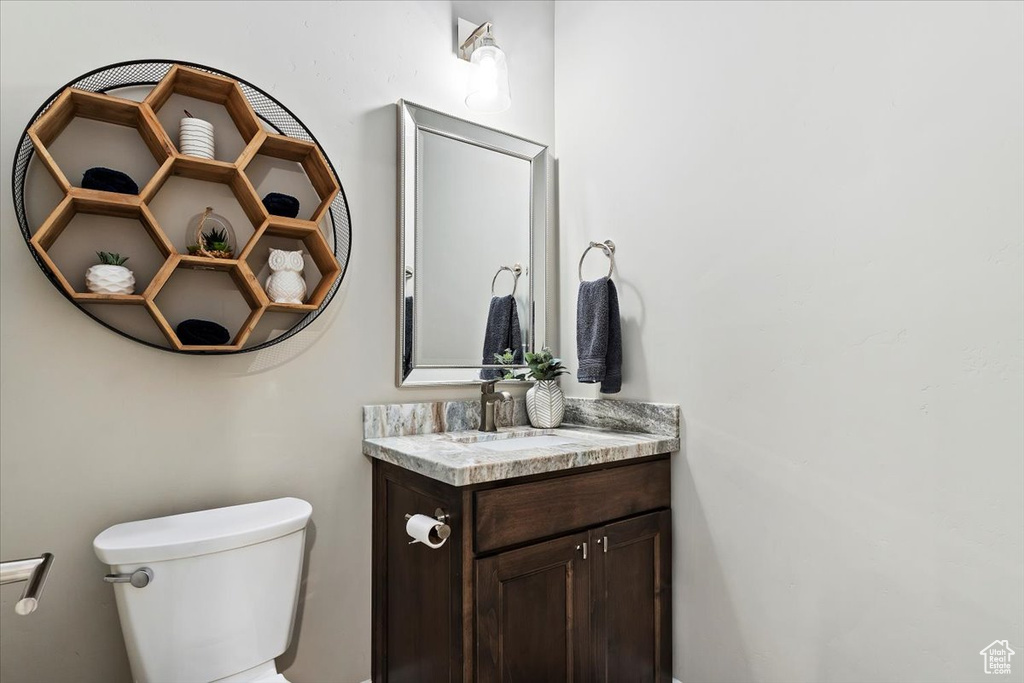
[397,101,550,386]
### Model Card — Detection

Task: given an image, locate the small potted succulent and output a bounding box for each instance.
[187,207,235,259]
[188,226,233,258]
[495,347,569,428]
[85,251,135,295]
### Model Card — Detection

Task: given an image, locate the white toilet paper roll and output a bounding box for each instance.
[406,513,448,548]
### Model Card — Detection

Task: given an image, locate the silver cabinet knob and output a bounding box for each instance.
[104,567,153,588]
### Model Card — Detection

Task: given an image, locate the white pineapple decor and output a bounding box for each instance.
[265,248,307,304]
[85,251,135,295]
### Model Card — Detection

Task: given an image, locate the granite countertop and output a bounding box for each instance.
[362,398,680,486]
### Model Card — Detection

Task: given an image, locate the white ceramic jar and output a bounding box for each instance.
[85,264,135,295]
[179,117,215,159]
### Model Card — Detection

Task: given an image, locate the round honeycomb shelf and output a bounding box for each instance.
[13,61,351,354]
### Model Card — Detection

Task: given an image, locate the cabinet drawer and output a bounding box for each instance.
[474,458,670,554]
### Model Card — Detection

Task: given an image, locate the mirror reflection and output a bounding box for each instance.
[398,101,549,386]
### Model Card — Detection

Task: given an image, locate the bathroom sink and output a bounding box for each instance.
[474,435,574,452]
[447,429,556,444]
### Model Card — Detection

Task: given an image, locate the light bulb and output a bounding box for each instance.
[466,38,510,113]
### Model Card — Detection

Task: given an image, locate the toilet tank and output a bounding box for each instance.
[94,498,313,683]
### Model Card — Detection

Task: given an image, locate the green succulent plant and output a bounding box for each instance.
[187,227,233,255]
[493,347,569,382]
[96,251,129,266]
[202,227,231,252]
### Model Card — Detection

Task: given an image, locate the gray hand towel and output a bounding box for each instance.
[577,277,622,393]
[481,295,522,380]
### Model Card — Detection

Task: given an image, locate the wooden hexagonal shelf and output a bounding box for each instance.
[29,88,174,193]
[22,64,342,353]
[29,193,173,305]
[145,65,262,162]
[142,155,266,231]
[146,256,266,352]
[238,132,340,224]
[240,218,343,312]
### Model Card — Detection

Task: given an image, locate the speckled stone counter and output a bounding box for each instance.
[362,397,680,486]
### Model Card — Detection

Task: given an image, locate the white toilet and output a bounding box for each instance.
[93,498,313,683]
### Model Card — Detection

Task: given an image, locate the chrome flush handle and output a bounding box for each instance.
[104,567,154,588]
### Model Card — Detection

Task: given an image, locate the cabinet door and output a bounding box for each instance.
[591,510,672,683]
[476,532,591,682]
[375,471,458,683]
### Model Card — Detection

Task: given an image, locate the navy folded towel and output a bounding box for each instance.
[480,295,522,380]
[577,277,622,393]
[176,319,230,346]
[262,192,300,218]
[82,167,138,195]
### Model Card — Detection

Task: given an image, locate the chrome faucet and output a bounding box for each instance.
[479,380,512,432]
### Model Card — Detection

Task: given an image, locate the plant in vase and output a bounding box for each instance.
[85,251,135,295]
[187,207,235,259]
[188,227,234,259]
[495,347,569,428]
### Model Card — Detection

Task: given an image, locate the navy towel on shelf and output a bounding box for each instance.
[176,319,230,346]
[82,167,138,195]
[480,295,522,380]
[576,276,622,393]
[262,192,301,218]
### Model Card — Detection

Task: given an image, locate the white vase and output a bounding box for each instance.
[85,264,135,295]
[526,380,565,429]
[179,117,215,159]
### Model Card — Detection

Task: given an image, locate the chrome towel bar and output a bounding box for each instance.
[0,553,54,615]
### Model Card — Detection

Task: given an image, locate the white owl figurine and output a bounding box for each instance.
[265,248,307,304]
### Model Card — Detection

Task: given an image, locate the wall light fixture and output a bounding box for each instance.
[458,20,511,113]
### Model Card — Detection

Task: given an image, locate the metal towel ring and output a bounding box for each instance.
[491,264,522,297]
[578,240,616,281]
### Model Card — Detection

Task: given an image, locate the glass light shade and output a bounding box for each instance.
[466,43,511,113]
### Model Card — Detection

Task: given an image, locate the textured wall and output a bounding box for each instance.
[554,2,1023,682]
[0,2,553,681]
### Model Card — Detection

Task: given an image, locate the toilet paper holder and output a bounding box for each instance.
[405,508,451,547]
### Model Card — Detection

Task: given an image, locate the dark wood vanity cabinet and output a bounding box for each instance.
[372,454,672,683]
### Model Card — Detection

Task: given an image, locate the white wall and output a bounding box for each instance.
[555,2,1023,682]
[0,2,552,682]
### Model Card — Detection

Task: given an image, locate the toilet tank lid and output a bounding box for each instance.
[93,498,312,565]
